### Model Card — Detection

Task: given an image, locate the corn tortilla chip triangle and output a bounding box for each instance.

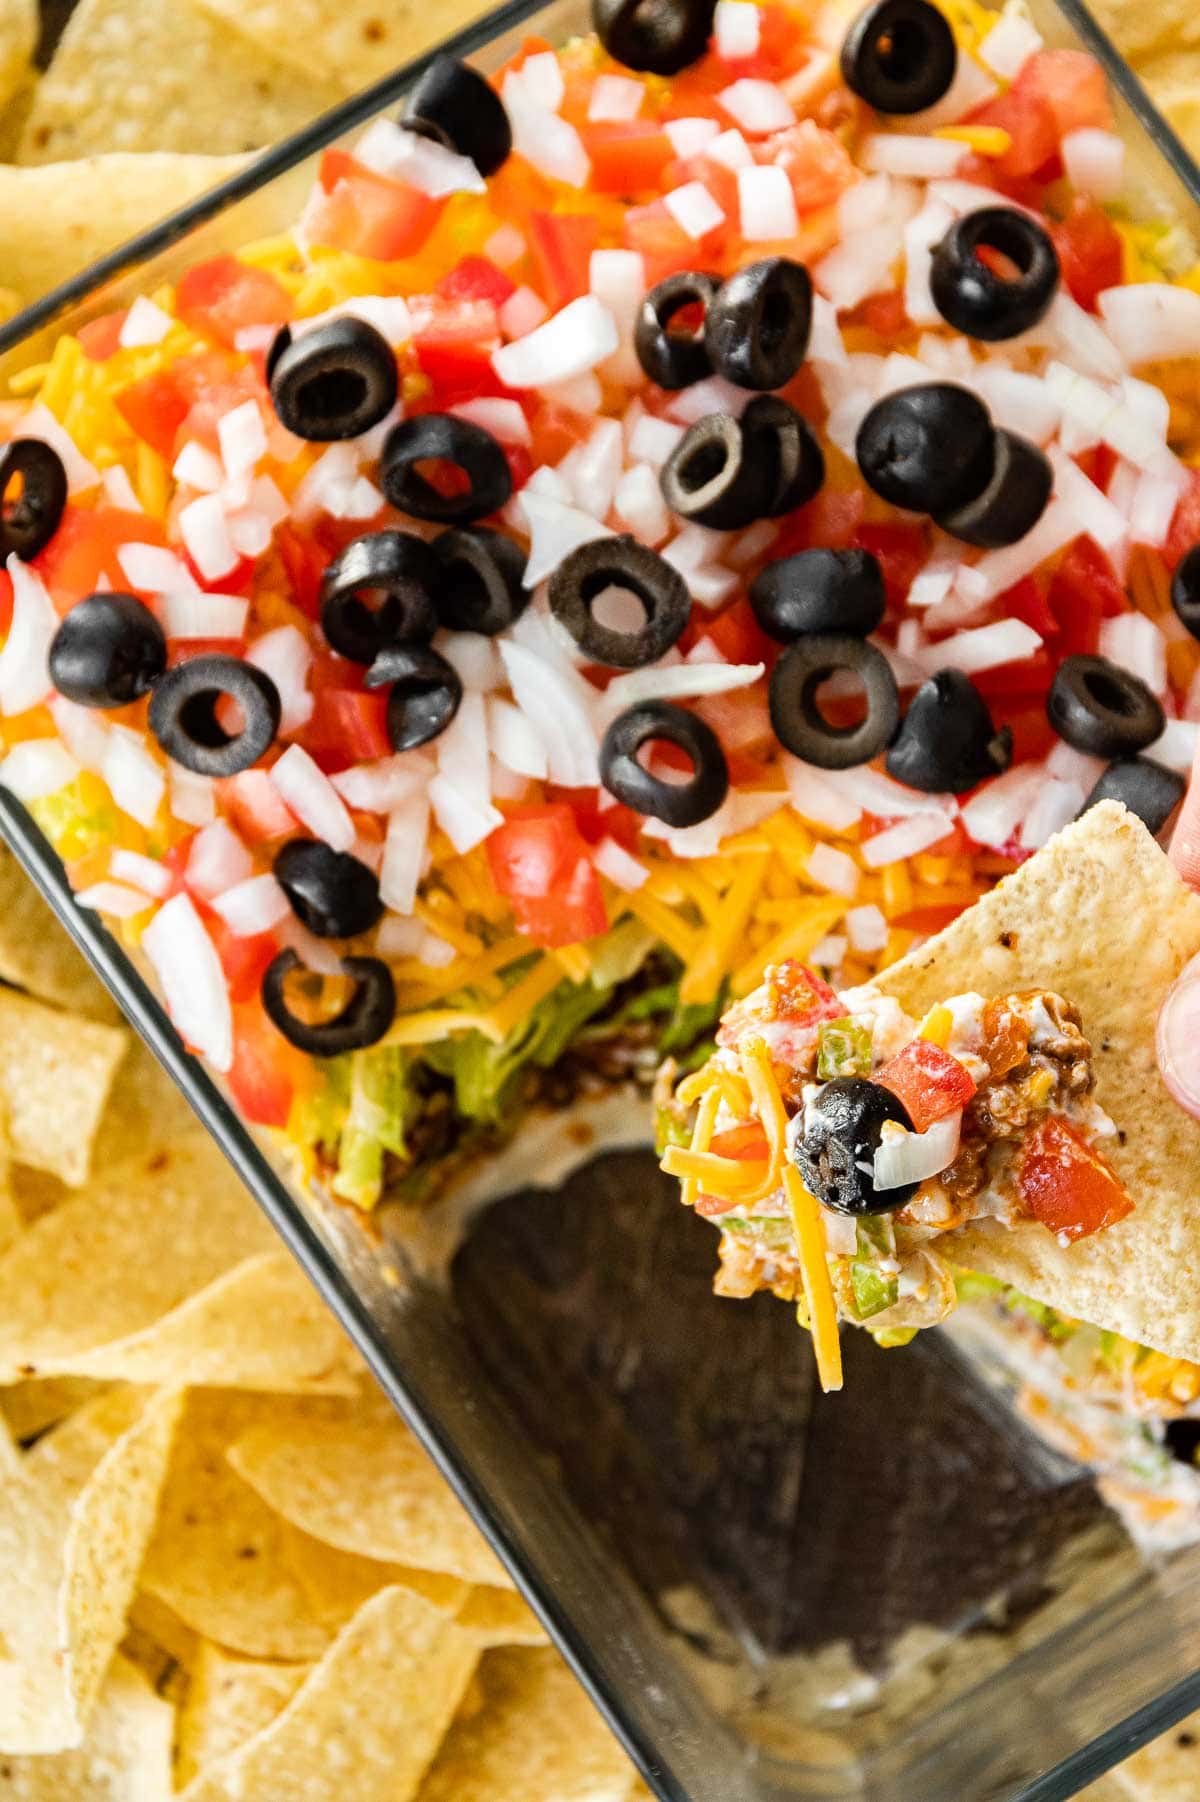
[0,845,120,1021]
[0,1378,111,1445]
[124,1591,200,1672]
[876,802,1200,1359]
[226,1410,514,1588]
[175,1642,309,1789]
[0,1653,173,1800]
[177,1586,478,1802]
[416,1647,637,1802]
[454,1587,549,1647]
[0,991,125,1184]
[191,0,490,94]
[280,1520,471,1627]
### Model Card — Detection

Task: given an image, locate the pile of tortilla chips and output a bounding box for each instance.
[0,847,645,1801]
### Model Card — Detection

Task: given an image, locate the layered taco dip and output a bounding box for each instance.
[1,0,1200,1283]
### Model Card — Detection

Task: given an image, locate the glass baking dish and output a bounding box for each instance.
[3,2,1200,1796]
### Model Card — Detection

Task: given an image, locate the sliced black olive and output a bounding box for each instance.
[886,669,1012,793]
[634,271,719,390]
[933,429,1052,549]
[592,0,716,75]
[1079,756,1186,837]
[856,383,995,514]
[268,317,398,442]
[769,635,899,769]
[1047,654,1165,758]
[381,413,511,524]
[660,413,773,530]
[741,396,824,515]
[148,655,281,777]
[548,536,690,669]
[599,700,728,827]
[0,438,67,560]
[792,1076,917,1215]
[403,57,512,175]
[750,548,885,641]
[1171,543,1200,643]
[365,642,463,751]
[930,208,1060,342]
[840,0,956,113]
[704,259,813,392]
[432,526,528,635]
[319,530,438,664]
[273,839,384,939]
[49,593,166,709]
[262,949,396,1057]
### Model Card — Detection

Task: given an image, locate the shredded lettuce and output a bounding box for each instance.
[331,1047,419,1207]
[423,969,615,1124]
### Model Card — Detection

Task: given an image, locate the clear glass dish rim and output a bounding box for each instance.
[1,1,1199,1793]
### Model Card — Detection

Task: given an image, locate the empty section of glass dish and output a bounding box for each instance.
[3,0,1200,1795]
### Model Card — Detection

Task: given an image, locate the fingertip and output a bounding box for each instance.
[1156,957,1200,1119]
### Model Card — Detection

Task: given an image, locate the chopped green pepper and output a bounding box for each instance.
[817,1016,873,1079]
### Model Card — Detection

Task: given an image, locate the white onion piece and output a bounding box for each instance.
[498,285,550,339]
[1149,718,1199,771]
[295,294,413,347]
[142,893,233,1072]
[970,366,1060,444]
[498,639,598,787]
[331,754,430,813]
[925,618,1042,675]
[874,1110,962,1190]
[541,371,604,415]
[719,77,794,132]
[246,624,313,735]
[118,295,173,348]
[269,745,355,852]
[708,128,753,171]
[628,409,685,469]
[978,11,1042,77]
[860,809,957,867]
[173,441,224,494]
[1099,283,1200,364]
[957,501,1081,602]
[21,404,99,494]
[715,0,760,56]
[178,493,238,581]
[226,508,274,560]
[506,90,589,188]
[440,631,502,694]
[276,915,344,977]
[846,903,888,953]
[380,792,430,915]
[1044,291,1125,382]
[428,772,502,854]
[588,72,643,121]
[665,375,750,423]
[0,739,80,800]
[211,872,292,936]
[815,220,905,312]
[660,522,730,571]
[100,726,163,828]
[898,50,997,128]
[784,758,862,831]
[805,841,859,897]
[567,417,624,520]
[217,400,267,482]
[1047,448,1130,557]
[520,491,613,588]
[76,879,153,918]
[1045,363,1171,475]
[907,545,958,611]
[904,198,955,327]
[186,819,254,900]
[664,116,720,156]
[169,764,216,827]
[1020,776,1087,850]
[828,764,954,819]
[111,848,172,897]
[493,295,618,389]
[435,689,491,812]
[377,913,425,956]
[484,223,525,266]
[489,696,549,779]
[1045,740,1105,788]
[102,465,143,512]
[118,543,198,595]
[353,116,485,195]
[1130,468,1185,548]
[490,759,530,803]
[450,397,530,446]
[664,181,725,239]
[593,836,648,891]
[614,462,671,545]
[1100,611,1168,697]
[0,556,56,716]
[807,292,848,368]
[862,134,963,178]
[600,659,763,717]
[1062,128,1124,201]
[737,164,798,241]
[961,764,1044,848]
[514,51,564,110]
[589,247,645,383]
[164,591,249,641]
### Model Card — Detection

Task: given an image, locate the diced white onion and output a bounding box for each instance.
[111,848,172,897]
[331,753,431,813]
[970,367,1060,445]
[593,835,649,891]
[1099,283,1200,364]
[118,543,198,595]
[1149,717,1199,771]
[100,725,163,828]
[169,764,216,827]
[493,295,618,389]
[211,872,292,936]
[75,880,152,918]
[0,738,80,800]
[449,397,530,445]
[664,117,720,157]
[173,441,224,494]
[435,689,491,810]
[484,223,526,267]
[428,772,502,854]
[1100,610,1168,696]
[102,465,143,511]
[164,591,249,641]
[846,903,889,953]
[665,375,751,423]
[708,128,753,171]
[217,399,267,484]
[117,294,173,348]
[860,809,957,867]
[506,90,589,188]
[661,522,731,572]
[498,285,550,339]
[246,624,313,735]
[1019,775,1087,850]
[142,892,233,1071]
[1062,128,1124,201]
[805,841,859,898]
[588,72,643,121]
[565,417,624,520]
[960,499,1083,601]
[783,758,862,831]
[186,818,254,900]
[977,12,1042,78]
[296,294,413,346]
[600,659,763,717]
[904,198,955,327]
[664,181,725,240]
[899,51,997,128]
[276,915,344,976]
[268,744,355,852]
[1046,446,1130,558]
[515,50,564,111]
[541,372,604,415]
[498,639,598,787]
[488,695,549,780]
[737,164,798,241]
[352,116,485,195]
[926,618,1042,675]
[961,764,1043,848]
[1045,741,1105,788]
[874,1110,962,1190]
[862,135,964,178]
[0,556,56,717]
[1045,363,1171,476]
[1129,468,1184,548]
[178,493,238,581]
[21,404,99,494]
[718,77,794,133]
[614,462,672,545]
[519,491,613,588]
[715,0,760,58]
[291,443,383,523]
[816,221,905,313]
[440,631,502,694]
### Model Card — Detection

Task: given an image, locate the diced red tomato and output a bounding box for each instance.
[204,911,280,1005]
[773,485,865,556]
[309,151,443,260]
[771,960,844,1025]
[874,1039,977,1132]
[300,686,392,770]
[1165,468,1200,570]
[1017,1115,1133,1242]
[1048,536,1123,655]
[855,521,925,607]
[580,122,675,194]
[1006,702,1058,763]
[850,290,912,339]
[277,524,328,620]
[78,310,129,361]
[166,637,245,669]
[175,255,294,350]
[709,1123,771,1160]
[35,505,167,609]
[624,201,714,288]
[228,997,308,1128]
[436,256,517,307]
[969,84,1058,182]
[409,295,508,402]
[973,646,1057,702]
[114,367,191,460]
[997,575,1058,640]
[219,769,298,841]
[696,597,775,667]
[1022,48,1112,137]
[762,119,858,213]
[1051,198,1123,313]
[528,211,600,309]
[487,804,609,947]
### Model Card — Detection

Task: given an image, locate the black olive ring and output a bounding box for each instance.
[262,949,397,1056]
[768,635,900,769]
[365,642,464,751]
[273,838,384,940]
[856,383,996,515]
[1171,543,1200,643]
[886,669,1012,794]
[1047,654,1165,759]
[840,0,957,114]
[750,547,886,642]
[1080,756,1186,837]
[705,258,813,392]
[432,526,528,635]
[548,536,690,669]
[49,592,167,710]
[660,412,773,530]
[381,413,512,524]
[268,317,398,442]
[148,655,282,777]
[634,271,719,390]
[930,207,1061,342]
[403,55,513,176]
[591,0,717,75]
[599,700,729,827]
[0,437,67,560]
[741,396,825,516]
[319,530,439,664]
[933,428,1052,549]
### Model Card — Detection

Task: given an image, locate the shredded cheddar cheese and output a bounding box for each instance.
[681,1087,722,1211]
[919,1006,954,1047]
[736,1035,792,1205]
[784,1167,843,1393]
[933,125,1012,155]
[660,1144,772,1196]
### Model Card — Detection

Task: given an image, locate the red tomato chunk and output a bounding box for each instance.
[875,1040,977,1132]
[1017,1116,1133,1242]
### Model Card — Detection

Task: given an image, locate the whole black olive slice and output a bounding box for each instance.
[931,208,1060,341]
[705,259,813,391]
[741,396,825,515]
[769,635,900,769]
[262,949,396,1056]
[599,700,728,827]
[886,670,1012,793]
[856,383,995,514]
[381,413,511,524]
[0,438,67,560]
[933,429,1052,549]
[548,536,690,668]
[319,530,439,664]
[432,526,528,635]
[750,548,884,641]
[660,412,774,530]
[592,0,717,75]
[1079,756,1186,837]
[273,839,384,939]
[1047,654,1165,759]
[635,271,720,389]
[840,0,957,114]
[49,593,166,709]
[366,643,463,751]
[268,317,398,442]
[403,56,513,175]
[792,1076,917,1215]
[1171,544,1200,643]
[149,655,281,776]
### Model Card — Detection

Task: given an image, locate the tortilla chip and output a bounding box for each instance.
[0,1386,181,1753]
[1109,1710,1200,1799]
[280,1521,470,1626]
[19,0,345,163]
[0,1653,174,1800]
[454,1587,550,1647]
[175,1643,309,1789]
[0,1376,111,1445]
[0,1133,276,1381]
[417,1647,636,1802]
[1134,51,1200,154]
[226,1410,513,1588]
[877,802,1200,1359]
[192,0,492,94]
[125,1591,200,1672]
[177,1586,478,1802]
[0,0,33,106]
[0,990,125,1184]
[1087,0,1200,63]
[0,845,120,1021]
